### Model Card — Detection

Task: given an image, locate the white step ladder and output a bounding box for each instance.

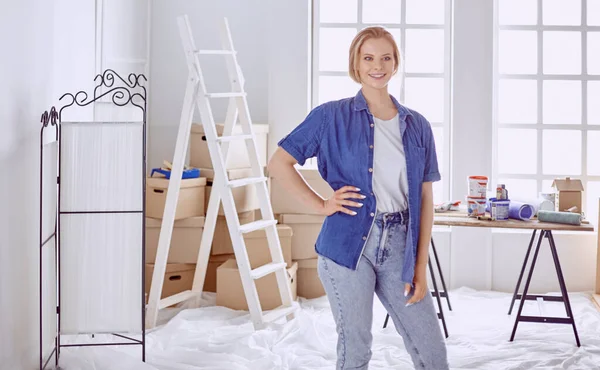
[145,15,298,330]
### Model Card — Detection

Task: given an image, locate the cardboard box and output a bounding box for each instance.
[145,217,205,264]
[279,214,325,260]
[216,259,298,311]
[190,123,269,170]
[205,254,235,292]
[211,211,256,255]
[144,263,195,306]
[296,258,326,299]
[245,225,293,269]
[270,168,334,215]
[552,177,584,213]
[201,168,262,216]
[146,177,207,220]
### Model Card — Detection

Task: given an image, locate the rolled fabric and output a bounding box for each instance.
[508,201,536,220]
[537,210,581,226]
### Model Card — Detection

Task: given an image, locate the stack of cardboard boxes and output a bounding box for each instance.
[270,168,333,299]
[144,122,331,310]
[145,171,208,302]
[190,123,298,310]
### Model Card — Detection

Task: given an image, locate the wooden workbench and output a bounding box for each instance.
[433,210,595,346]
[435,212,594,232]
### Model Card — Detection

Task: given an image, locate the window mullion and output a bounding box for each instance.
[537,0,544,194]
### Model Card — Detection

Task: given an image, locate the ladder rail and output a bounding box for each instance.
[181,15,268,327]
[219,19,293,308]
[145,65,201,328]
[179,15,239,294]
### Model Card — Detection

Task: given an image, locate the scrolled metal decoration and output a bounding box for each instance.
[40,106,58,128]
[57,69,147,121]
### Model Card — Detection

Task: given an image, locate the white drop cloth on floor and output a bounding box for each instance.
[58,288,600,369]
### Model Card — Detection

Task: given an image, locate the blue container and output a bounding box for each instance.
[150,167,200,179]
[489,198,510,221]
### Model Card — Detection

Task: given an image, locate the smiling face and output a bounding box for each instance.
[355,37,397,91]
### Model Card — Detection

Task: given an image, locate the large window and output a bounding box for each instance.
[311,0,453,204]
[493,0,600,222]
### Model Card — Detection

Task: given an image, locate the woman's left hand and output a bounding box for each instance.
[404,272,428,306]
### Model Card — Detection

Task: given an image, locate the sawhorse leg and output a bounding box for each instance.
[508,229,538,315]
[509,230,581,346]
[431,237,452,311]
[383,237,449,338]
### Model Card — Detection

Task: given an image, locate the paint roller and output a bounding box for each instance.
[537,210,582,226]
[508,201,536,221]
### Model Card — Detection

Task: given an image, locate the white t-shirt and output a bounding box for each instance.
[372,114,409,212]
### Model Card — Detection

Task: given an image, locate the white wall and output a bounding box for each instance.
[147,1,597,295]
[0,2,55,369]
[149,0,277,170]
[0,1,149,368]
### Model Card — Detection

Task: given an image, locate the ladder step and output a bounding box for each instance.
[228,177,267,188]
[158,290,198,309]
[195,49,236,55]
[206,92,246,98]
[239,219,277,234]
[216,134,254,143]
[250,262,287,280]
[262,302,300,324]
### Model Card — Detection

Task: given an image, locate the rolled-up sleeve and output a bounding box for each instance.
[277,104,327,166]
[422,117,441,183]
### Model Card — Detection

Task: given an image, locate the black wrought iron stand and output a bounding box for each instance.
[508,229,580,346]
[39,69,148,369]
[383,237,452,338]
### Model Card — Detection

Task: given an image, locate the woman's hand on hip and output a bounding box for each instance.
[320,186,365,216]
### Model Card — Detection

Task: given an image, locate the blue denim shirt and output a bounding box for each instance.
[277,90,441,284]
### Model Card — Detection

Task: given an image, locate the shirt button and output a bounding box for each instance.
[370,124,374,128]
[370,212,375,217]
[368,168,373,173]
[369,145,373,149]
[362,236,367,240]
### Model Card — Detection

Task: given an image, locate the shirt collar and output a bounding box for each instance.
[353,89,413,118]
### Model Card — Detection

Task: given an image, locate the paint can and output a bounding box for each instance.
[538,192,555,212]
[468,176,488,198]
[467,196,487,217]
[490,198,510,221]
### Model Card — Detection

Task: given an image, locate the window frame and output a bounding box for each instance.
[492,0,600,219]
[310,0,454,203]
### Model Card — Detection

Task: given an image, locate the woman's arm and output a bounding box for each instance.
[267,148,364,216]
[405,181,434,305]
[416,182,434,272]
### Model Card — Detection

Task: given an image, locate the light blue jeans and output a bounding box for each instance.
[317,211,449,370]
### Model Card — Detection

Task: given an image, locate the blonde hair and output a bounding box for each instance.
[348,26,400,83]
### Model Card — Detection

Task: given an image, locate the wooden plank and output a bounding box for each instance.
[434,214,594,232]
[593,294,600,311]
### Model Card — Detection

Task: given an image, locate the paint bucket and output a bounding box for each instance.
[468,176,488,198]
[489,198,510,221]
[467,196,487,217]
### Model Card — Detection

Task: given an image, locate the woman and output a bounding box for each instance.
[267,26,449,370]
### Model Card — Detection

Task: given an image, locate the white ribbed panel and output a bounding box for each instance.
[41,140,58,362]
[60,213,142,334]
[59,122,143,212]
[42,140,58,238]
[59,121,143,334]
[41,237,57,359]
